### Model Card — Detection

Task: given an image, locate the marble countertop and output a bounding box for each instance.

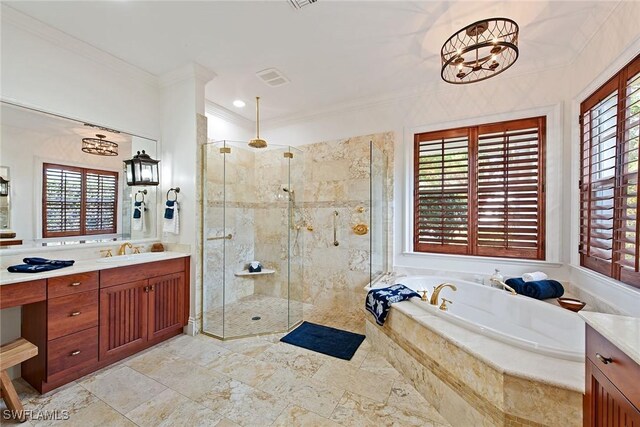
[0,251,189,286]
[579,311,640,366]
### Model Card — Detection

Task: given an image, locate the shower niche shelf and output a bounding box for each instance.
[234,269,276,277]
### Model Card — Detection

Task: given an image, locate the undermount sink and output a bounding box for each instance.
[96,252,167,263]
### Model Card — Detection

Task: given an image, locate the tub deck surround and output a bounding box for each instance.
[0,251,189,286]
[579,311,640,365]
[365,302,583,427]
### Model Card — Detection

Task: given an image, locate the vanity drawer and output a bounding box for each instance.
[586,325,640,407]
[48,272,98,298]
[100,257,186,288]
[47,326,98,381]
[48,290,99,340]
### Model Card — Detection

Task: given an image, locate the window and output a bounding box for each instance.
[414,116,546,260]
[580,55,640,288]
[43,163,118,238]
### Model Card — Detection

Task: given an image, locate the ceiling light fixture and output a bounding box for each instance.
[248,96,267,149]
[288,0,318,10]
[81,134,118,156]
[441,18,519,84]
[233,100,246,108]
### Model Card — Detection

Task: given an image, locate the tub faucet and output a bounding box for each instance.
[490,278,517,296]
[430,283,457,305]
[118,242,133,256]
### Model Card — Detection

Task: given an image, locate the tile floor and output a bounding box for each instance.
[2,332,451,427]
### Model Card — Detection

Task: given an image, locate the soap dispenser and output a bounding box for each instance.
[489,269,503,287]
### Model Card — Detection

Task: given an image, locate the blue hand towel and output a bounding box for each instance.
[164,200,175,220]
[366,284,420,326]
[8,263,71,273]
[505,277,564,299]
[23,257,74,267]
[133,201,142,219]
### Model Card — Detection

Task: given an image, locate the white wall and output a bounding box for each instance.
[262,2,640,315]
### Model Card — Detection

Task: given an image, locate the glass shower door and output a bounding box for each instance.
[287,146,304,330]
[370,141,388,283]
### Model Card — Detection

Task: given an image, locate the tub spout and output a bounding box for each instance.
[490,278,517,296]
[430,283,457,305]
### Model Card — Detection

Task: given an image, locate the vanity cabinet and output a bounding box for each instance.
[584,325,640,427]
[20,256,189,393]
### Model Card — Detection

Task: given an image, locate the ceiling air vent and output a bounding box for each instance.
[256,68,290,87]
[288,0,318,10]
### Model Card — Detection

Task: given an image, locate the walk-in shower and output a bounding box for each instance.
[200,137,388,339]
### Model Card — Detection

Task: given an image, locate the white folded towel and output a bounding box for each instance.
[523,271,548,282]
[132,201,146,232]
[163,201,180,235]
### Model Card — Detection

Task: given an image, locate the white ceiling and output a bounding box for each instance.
[5,1,620,121]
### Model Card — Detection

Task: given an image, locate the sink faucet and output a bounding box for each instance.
[490,278,517,295]
[430,283,457,305]
[118,242,133,256]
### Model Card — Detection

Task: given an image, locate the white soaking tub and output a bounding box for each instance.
[367,275,585,362]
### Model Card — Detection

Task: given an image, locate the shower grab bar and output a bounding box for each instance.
[333,211,339,246]
[207,234,233,241]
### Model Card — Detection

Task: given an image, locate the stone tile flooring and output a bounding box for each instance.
[2,333,451,427]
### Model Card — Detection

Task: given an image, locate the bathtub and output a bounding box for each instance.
[367,275,585,362]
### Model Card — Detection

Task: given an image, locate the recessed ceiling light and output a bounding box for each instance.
[233,100,246,108]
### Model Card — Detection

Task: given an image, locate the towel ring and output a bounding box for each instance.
[167,187,180,202]
[135,189,147,203]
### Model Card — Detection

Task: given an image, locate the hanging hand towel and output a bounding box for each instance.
[132,201,146,232]
[522,271,548,282]
[163,200,180,234]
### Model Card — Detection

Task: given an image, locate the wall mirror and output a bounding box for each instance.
[0,101,158,248]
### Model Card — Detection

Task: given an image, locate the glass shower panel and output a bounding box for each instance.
[370,141,388,283]
[287,146,304,330]
[201,141,226,338]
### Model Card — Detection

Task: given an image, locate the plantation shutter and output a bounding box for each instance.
[580,55,640,288]
[414,129,471,255]
[476,118,545,259]
[43,164,118,238]
[43,164,83,237]
[414,117,545,260]
[85,170,118,234]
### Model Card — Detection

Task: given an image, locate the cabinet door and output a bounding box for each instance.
[148,272,185,341]
[99,280,148,362]
[585,360,640,427]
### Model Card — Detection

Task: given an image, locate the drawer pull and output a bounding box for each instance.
[70,282,81,287]
[595,353,613,364]
[70,311,81,317]
[70,350,81,356]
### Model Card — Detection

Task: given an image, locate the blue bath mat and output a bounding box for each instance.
[280,321,366,360]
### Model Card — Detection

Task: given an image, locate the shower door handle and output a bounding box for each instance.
[207,234,233,241]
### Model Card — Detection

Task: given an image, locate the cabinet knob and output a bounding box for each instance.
[70,282,81,287]
[70,350,81,356]
[70,311,81,317]
[595,353,613,364]
[149,285,155,292]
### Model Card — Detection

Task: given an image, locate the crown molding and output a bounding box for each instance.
[1,4,160,88]
[158,63,217,88]
[205,100,253,129]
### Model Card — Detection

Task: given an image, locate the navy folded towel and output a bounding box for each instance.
[505,277,564,299]
[133,201,142,219]
[23,257,74,267]
[366,284,420,326]
[164,200,175,220]
[8,263,70,273]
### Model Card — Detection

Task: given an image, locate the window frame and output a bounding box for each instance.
[413,116,546,260]
[42,163,119,238]
[579,54,640,288]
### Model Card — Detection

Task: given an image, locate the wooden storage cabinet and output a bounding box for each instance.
[584,325,640,427]
[21,256,189,393]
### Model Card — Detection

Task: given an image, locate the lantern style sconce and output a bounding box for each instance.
[0,176,9,197]
[123,150,160,186]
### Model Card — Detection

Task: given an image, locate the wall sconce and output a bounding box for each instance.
[123,150,160,186]
[0,176,8,197]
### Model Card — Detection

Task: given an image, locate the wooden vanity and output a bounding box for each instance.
[582,314,640,427]
[0,255,189,393]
